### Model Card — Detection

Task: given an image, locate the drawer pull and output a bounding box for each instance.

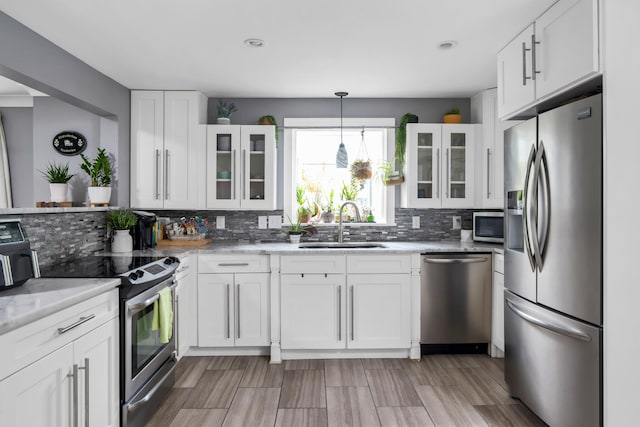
[218,263,250,267]
[57,314,95,334]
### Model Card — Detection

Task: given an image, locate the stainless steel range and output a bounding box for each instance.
[41,254,180,427]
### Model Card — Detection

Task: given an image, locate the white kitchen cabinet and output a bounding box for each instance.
[0,290,119,427]
[497,0,599,118]
[402,123,476,209]
[281,273,346,349]
[130,90,207,209]
[197,255,270,347]
[175,256,195,359]
[471,89,523,209]
[205,125,277,210]
[492,252,505,357]
[347,274,410,349]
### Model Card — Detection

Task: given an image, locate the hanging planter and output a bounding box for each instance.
[350,128,372,180]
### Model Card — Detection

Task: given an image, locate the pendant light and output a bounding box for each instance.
[335,91,349,168]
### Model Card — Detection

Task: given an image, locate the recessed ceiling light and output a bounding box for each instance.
[244,38,265,48]
[438,40,458,50]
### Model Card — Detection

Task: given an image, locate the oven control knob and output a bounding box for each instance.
[163,258,173,265]
[128,272,138,280]
[136,270,145,277]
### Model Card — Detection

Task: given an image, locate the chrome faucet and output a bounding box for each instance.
[338,201,362,243]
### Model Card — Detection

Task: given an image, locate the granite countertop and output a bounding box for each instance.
[116,240,504,257]
[0,278,120,334]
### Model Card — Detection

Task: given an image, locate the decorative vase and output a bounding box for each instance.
[217,117,231,125]
[443,114,462,124]
[321,212,335,223]
[111,229,133,253]
[87,186,111,204]
[49,183,68,203]
[289,233,302,244]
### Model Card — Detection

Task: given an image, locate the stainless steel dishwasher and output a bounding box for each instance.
[421,253,492,353]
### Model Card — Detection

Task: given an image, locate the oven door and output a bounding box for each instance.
[123,277,176,401]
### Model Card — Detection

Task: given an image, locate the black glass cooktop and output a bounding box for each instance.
[40,255,161,279]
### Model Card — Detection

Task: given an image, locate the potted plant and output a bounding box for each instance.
[217,100,237,124]
[350,160,372,180]
[443,107,462,124]
[80,147,112,204]
[106,208,136,252]
[39,162,74,203]
[378,161,404,186]
[285,214,316,244]
[321,189,336,223]
[258,115,279,148]
[396,113,418,173]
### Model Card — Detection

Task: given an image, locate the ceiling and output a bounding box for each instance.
[0,0,556,98]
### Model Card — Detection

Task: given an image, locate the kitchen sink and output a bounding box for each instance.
[298,242,387,249]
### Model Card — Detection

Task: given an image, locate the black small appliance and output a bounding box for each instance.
[131,210,157,250]
[0,220,40,291]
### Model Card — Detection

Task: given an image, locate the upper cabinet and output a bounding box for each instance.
[205,125,277,210]
[130,90,207,209]
[401,124,476,209]
[497,0,600,119]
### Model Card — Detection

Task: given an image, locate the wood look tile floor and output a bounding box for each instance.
[146,355,547,427]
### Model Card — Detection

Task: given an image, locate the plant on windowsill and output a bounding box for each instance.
[443,107,462,124]
[216,100,237,124]
[80,147,112,205]
[321,189,336,223]
[285,214,317,244]
[39,162,74,203]
[106,208,136,253]
[396,113,418,174]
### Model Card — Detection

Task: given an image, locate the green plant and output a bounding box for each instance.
[39,162,74,183]
[259,115,279,148]
[106,208,137,230]
[445,107,460,115]
[217,100,237,118]
[341,180,360,201]
[377,161,394,183]
[396,113,418,171]
[285,214,316,235]
[80,148,111,187]
[323,189,336,212]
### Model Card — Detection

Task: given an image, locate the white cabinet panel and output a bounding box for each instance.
[346,255,411,274]
[235,273,270,347]
[492,252,505,356]
[175,257,195,359]
[198,254,270,274]
[280,255,346,274]
[281,274,346,349]
[497,25,536,119]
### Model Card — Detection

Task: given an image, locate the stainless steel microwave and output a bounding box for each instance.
[473,212,504,243]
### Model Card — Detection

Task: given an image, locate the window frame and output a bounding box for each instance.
[283,117,396,226]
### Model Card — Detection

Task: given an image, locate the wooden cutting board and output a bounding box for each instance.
[156,238,212,247]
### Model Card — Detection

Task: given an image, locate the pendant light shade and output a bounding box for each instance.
[335,91,349,168]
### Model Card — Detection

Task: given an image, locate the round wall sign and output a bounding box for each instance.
[52,131,87,156]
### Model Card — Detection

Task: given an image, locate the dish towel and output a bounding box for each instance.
[151,287,173,344]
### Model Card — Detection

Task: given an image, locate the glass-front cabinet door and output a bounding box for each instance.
[206,125,276,210]
[402,123,475,209]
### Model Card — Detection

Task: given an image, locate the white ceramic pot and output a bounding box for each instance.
[49,183,68,203]
[217,117,231,125]
[289,233,301,244]
[87,186,111,204]
[111,229,133,253]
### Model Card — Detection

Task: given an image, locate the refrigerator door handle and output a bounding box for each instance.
[505,299,592,342]
[522,144,537,272]
[537,141,551,270]
[531,142,546,271]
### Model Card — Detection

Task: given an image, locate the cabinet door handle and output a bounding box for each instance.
[486,148,491,198]
[232,149,237,200]
[175,294,180,357]
[236,283,240,339]
[521,41,531,85]
[79,358,89,427]
[165,149,170,200]
[445,148,450,198]
[531,34,541,81]
[242,149,247,200]
[58,314,95,334]
[70,364,79,427]
[350,286,355,341]
[155,149,161,200]
[225,284,230,339]
[436,148,440,199]
[337,285,342,341]
[218,263,249,267]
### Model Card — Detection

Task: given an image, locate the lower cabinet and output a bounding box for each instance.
[198,272,270,347]
[0,315,119,427]
[175,256,195,359]
[280,260,411,351]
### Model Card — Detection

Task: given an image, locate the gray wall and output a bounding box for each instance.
[0,107,33,207]
[32,97,103,205]
[0,12,130,207]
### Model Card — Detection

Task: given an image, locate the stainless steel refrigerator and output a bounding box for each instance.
[504,93,602,427]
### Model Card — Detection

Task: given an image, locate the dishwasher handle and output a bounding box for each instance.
[423,257,489,264]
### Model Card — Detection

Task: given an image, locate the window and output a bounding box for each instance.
[284,118,395,225]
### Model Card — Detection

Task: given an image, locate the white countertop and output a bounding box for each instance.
[0,278,120,334]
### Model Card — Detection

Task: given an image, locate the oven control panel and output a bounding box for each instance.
[0,221,26,245]
[123,256,179,285]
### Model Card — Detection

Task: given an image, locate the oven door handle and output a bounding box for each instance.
[126,354,177,412]
[128,294,159,314]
